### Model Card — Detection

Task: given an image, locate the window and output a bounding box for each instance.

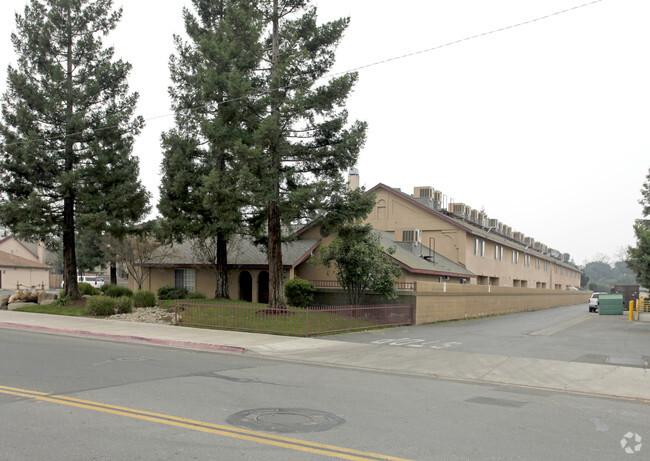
[377,200,387,220]
[474,238,479,256]
[174,268,195,292]
[481,240,485,257]
[495,245,498,260]
[500,246,503,261]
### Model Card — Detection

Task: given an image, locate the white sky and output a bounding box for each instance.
[1,0,648,266]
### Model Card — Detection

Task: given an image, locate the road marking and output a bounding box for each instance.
[529,314,593,336]
[0,384,409,461]
[371,338,462,349]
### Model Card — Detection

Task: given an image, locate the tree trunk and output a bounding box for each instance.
[268,200,284,309]
[266,0,284,310]
[110,261,117,285]
[215,231,229,299]
[62,6,79,300]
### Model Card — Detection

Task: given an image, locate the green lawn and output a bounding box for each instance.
[13,304,87,316]
[174,299,377,336]
[12,297,387,336]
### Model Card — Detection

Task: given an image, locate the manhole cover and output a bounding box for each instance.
[227,408,344,433]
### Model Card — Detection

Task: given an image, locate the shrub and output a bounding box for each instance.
[285,277,316,308]
[104,285,133,298]
[78,282,99,296]
[157,286,188,300]
[54,296,69,307]
[188,292,206,299]
[86,296,116,316]
[114,296,133,314]
[134,290,156,307]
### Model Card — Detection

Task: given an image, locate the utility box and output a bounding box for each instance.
[599,294,624,315]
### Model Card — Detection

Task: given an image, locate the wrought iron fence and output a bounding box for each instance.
[174,301,414,337]
[309,280,416,291]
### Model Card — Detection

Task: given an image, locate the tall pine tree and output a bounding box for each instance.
[242,0,367,309]
[159,0,263,299]
[627,168,650,288]
[0,0,149,298]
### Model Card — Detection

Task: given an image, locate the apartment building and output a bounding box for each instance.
[365,184,582,290]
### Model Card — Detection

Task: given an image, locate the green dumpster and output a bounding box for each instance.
[599,294,623,315]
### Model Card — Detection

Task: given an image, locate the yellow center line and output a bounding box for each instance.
[0,385,410,461]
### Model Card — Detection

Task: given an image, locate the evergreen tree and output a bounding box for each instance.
[243,0,367,309]
[0,0,149,298]
[159,0,263,298]
[627,167,650,288]
[316,224,402,306]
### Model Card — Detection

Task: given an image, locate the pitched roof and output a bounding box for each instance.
[368,183,580,272]
[143,236,320,269]
[374,230,475,278]
[0,250,51,269]
[0,235,38,259]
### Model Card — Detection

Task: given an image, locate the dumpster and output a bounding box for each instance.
[598,294,623,315]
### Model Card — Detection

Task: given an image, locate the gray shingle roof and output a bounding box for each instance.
[146,236,320,268]
[374,230,475,277]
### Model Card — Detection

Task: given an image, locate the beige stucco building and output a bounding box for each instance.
[0,236,51,289]
[364,184,582,290]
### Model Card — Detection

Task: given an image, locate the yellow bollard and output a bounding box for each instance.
[629,301,634,321]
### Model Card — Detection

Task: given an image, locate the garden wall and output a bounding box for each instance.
[313,282,590,325]
[413,282,590,324]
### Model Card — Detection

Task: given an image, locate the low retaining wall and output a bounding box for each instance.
[413,282,590,324]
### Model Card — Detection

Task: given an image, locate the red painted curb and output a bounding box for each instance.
[0,322,246,354]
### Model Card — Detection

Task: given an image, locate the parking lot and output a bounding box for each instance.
[329,303,650,368]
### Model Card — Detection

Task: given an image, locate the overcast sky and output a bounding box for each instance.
[1,0,648,266]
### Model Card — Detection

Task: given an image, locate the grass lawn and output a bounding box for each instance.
[12,297,390,336]
[13,303,87,316]
[174,299,378,336]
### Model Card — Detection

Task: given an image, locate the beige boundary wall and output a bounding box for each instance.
[413,281,590,324]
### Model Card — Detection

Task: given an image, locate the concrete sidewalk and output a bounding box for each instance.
[1,310,648,403]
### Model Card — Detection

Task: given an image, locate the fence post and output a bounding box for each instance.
[174,300,177,324]
[305,308,309,337]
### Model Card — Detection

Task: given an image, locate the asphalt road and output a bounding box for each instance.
[327,304,650,368]
[1,329,648,460]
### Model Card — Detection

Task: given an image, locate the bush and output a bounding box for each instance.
[78,282,99,296]
[104,285,133,298]
[188,292,206,299]
[285,278,316,308]
[114,296,133,314]
[157,286,188,300]
[134,290,156,307]
[86,296,116,316]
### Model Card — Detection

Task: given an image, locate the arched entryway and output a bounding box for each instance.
[239,271,252,302]
[257,271,269,304]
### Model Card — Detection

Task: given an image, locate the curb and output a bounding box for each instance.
[0,322,247,354]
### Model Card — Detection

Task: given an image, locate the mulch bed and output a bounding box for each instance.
[65,297,87,308]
